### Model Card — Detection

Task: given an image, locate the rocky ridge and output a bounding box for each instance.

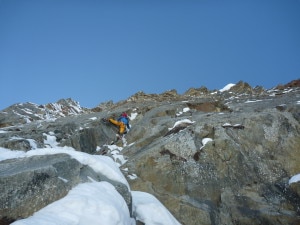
[0,80,300,225]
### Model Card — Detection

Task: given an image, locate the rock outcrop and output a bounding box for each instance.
[1,154,83,219]
[0,153,131,223]
[0,98,86,128]
[0,80,300,225]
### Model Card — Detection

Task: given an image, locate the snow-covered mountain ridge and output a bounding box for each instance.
[0,98,85,128]
[1,80,298,128]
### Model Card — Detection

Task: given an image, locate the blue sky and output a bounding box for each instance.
[0,0,299,110]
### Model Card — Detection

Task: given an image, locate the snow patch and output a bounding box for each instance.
[43,133,59,147]
[169,119,195,130]
[58,176,69,183]
[128,174,138,180]
[12,182,134,225]
[202,138,213,146]
[132,191,181,225]
[245,99,263,103]
[27,139,38,149]
[176,107,190,116]
[129,112,138,120]
[289,174,300,185]
[219,83,236,92]
[200,138,213,150]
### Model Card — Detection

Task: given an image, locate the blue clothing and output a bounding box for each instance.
[118,116,130,129]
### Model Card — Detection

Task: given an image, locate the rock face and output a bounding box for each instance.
[126,110,300,225]
[0,98,86,128]
[0,153,131,223]
[0,80,300,225]
[0,154,82,219]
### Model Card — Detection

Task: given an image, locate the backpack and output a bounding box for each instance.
[118,116,129,125]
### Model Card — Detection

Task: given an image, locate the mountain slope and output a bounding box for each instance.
[0,80,300,225]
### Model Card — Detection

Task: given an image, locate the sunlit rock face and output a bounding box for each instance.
[0,79,300,225]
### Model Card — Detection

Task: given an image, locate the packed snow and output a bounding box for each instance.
[168,118,195,130]
[202,138,213,146]
[200,138,213,150]
[289,173,300,185]
[12,182,134,225]
[222,122,232,127]
[43,132,59,148]
[219,83,236,92]
[0,142,180,225]
[129,110,138,120]
[132,191,181,225]
[0,146,129,188]
[245,99,263,103]
[176,107,190,116]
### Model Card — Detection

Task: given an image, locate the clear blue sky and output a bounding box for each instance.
[0,0,299,110]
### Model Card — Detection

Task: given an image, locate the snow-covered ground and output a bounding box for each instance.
[219,83,236,92]
[1,146,181,225]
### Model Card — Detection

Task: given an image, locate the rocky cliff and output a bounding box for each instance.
[0,80,300,225]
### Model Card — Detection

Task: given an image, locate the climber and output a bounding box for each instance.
[102,112,130,137]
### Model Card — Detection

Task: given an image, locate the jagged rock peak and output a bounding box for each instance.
[91,100,115,112]
[183,86,210,96]
[276,79,300,89]
[0,98,86,128]
[44,98,84,115]
[114,79,300,107]
[226,81,252,93]
[127,81,266,103]
[224,80,267,95]
[127,89,180,102]
[127,91,155,102]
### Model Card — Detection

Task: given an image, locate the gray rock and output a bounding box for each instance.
[0,153,132,222]
[0,81,300,225]
[123,87,300,225]
[0,154,81,220]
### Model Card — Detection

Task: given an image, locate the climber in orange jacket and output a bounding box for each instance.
[103,112,130,136]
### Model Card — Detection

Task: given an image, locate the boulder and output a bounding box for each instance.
[0,153,132,223]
